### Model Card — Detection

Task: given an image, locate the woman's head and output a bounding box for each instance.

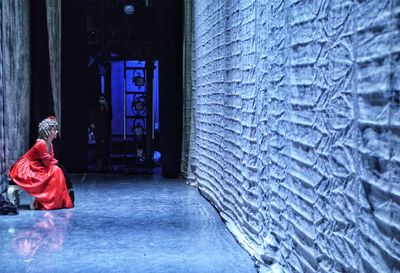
[38,116,58,140]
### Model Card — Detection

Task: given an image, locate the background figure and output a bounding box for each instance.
[8,116,74,210]
[89,95,112,172]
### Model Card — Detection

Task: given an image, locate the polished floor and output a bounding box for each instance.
[0,173,256,273]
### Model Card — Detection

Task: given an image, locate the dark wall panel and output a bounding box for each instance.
[155,0,184,178]
[30,0,53,146]
[60,0,88,172]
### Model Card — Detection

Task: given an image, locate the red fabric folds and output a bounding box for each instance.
[9,140,73,210]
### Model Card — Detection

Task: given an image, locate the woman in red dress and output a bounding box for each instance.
[9,116,74,210]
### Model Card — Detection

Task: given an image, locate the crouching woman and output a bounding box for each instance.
[9,116,74,210]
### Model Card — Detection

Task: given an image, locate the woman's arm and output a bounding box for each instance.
[34,140,59,167]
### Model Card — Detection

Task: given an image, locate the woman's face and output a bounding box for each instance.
[48,127,58,141]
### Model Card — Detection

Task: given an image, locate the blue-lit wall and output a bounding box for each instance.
[187,1,400,272]
[111,60,159,138]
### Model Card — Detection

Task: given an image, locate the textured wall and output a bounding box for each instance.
[188,0,400,272]
[0,0,30,192]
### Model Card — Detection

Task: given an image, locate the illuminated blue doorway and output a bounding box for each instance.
[110,60,159,173]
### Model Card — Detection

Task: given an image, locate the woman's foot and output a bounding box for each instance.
[29,197,36,210]
[6,185,20,207]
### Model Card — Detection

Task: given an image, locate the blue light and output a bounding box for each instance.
[111,60,159,137]
[123,4,134,15]
[101,75,105,94]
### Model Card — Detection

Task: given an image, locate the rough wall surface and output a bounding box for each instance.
[189,0,400,272]
[0,0,30,192]
[181,0,196,182]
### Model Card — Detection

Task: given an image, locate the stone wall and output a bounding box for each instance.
[0,0,30,192]
[188,0,399,272]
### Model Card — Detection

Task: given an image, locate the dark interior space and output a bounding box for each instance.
[30,0,54,146]
[30,0,183,177]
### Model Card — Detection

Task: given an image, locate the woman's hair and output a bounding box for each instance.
[38,116,58,139]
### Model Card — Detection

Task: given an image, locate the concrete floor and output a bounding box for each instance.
[0,173,256,273]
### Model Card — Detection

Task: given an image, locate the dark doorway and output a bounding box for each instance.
[59,0,183,178]
[87,59,160,173]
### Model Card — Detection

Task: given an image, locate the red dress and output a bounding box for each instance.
[9,139,73,210]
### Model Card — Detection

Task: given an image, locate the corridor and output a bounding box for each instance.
[0,174,256,273]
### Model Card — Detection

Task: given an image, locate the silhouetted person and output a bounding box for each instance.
[89,95,112,172]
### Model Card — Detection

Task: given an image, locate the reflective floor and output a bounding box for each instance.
[0,173,256,273]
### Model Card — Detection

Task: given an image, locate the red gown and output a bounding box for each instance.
[9,139,73,210]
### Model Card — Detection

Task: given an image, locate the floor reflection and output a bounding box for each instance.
[11,210,73,262]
